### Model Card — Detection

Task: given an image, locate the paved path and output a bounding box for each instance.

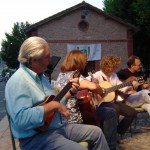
[0,81,6,122]
[118,112,150,150]
[0,116,20,150]
[119,130,150,150]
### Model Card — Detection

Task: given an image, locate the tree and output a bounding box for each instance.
[103,0,150,69]
[103,0,137,23]
[1,22,31,69]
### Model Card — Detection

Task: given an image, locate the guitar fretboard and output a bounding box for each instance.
[105,81,132,94]
[51,70,80,102]
[53,82,72,101]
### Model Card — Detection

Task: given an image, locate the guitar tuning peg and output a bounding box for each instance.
[92,70,95,74]
[73,70,80,78]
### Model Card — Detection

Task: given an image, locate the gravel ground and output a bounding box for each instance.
[118,111,150,150]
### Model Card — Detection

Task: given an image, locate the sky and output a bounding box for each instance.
[0,0,104,49]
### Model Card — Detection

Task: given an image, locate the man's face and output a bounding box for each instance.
[32,45,51,74]
[38,47,51,72]
[132,58,142,72]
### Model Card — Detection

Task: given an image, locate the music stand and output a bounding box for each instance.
[45,56,61,82]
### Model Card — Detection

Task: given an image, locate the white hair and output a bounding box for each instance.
[18,36,49,66]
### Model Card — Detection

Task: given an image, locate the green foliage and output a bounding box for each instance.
[103,0,150,69]
[133,0,150,34]
[104,0,137,23]
[1,22,31,69]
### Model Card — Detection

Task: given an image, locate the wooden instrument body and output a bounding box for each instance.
[77,72,100,126]
[97,75,148,105]
[77,89,99,126]
[35,95,55,132]
[35,70,80,132]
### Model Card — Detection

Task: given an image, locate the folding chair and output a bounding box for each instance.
[79,141,88,148]
[134,107,147,129]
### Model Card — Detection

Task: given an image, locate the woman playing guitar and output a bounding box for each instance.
[56,50,120,150]
[86,55,137,136]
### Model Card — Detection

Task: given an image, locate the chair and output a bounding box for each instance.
[134,107,147,129]
[4,99,17,150]
[79,141,89,148]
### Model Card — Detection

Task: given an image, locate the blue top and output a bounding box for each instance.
[5,64,67,139]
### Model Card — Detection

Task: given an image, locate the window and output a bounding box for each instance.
[78,20,89,32]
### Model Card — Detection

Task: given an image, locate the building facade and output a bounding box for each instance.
[26,1,138,80]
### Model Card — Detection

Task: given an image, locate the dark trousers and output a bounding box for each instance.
[100,101,137,135]
[97,107,118,150]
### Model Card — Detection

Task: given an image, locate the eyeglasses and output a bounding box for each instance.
[134,63,142,67]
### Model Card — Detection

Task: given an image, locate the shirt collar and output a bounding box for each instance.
[20,63,43,81]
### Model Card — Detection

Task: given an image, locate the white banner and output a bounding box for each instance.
[67,44,101,61]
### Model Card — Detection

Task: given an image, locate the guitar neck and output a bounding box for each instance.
[53,82,72,101]
[105,81,132,94]
[51,70,80,102]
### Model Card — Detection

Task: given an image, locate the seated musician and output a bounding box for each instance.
[86,55,137,136]
[5,37,109,150]
[117,55,150,91]
[56,50,120,150]
[116,55,150,116]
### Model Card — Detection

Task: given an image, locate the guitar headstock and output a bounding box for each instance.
[88,72,94,82]
[88,72,92,76]
[136,75,149,85]
[72,70,80,78]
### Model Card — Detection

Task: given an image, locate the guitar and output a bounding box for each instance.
[126,75,150,90]
[97,76,146,106]
[77,72,100,126]
[35,70,80,132]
